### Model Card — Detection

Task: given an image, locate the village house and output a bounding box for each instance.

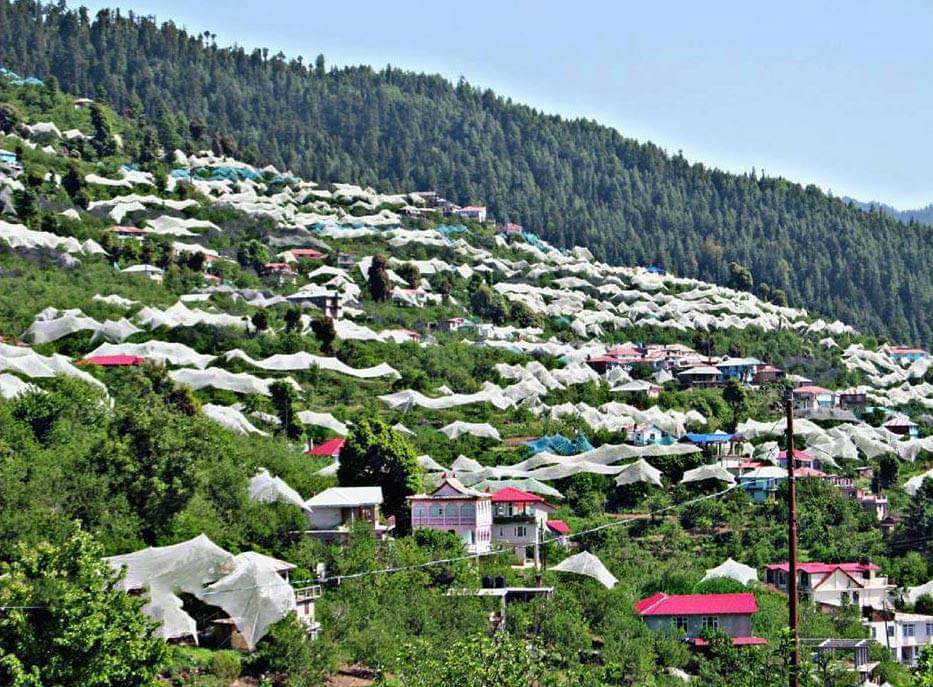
[497,222,524,235]
[630,423,667,447]
[715,357,762,384]
[889,346,928,364]
[304,486,392,542]
[489,487,556,567]
[121,264,164,282]
[765,561,893,609]
[285,287,342,319]
[0,148,18,167]
[792,385,836,413]
[864,610,933,666]
[439,317,470,333]
[837,389,867,416]
[304,437,345,459]
[454,205,487,222]
[73,97,94,109]
[753,364,784,385]
[409,475,492,554]
[111,225,148,241]
[77,354,145,368]
[738,466,787,502]
[677,365,723,388]
[634,592,766,647]
[883,415,919,438]
[261,262,299,285]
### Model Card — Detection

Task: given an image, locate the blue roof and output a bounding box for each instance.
[645,265,665,274]
[682,432,735,444]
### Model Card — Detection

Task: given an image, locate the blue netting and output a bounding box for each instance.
[525,433,593,456]
[435,223,470,236]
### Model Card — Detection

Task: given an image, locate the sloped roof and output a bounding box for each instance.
[490,486,545,503]
[635,592,758,616]
[305,486,383,508]
[306,437,345,457]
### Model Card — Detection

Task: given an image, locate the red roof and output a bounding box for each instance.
[490,486,545,504]
[305,437,345,457]
[634,592,758,616]
[112,226,147,234]
[692,636,768,647]
[778,449,814,461]
[288,248,325,258]
[794,467,826,478]
[766,561,879,574]
[77,354,145,367]
[547,520,570,535]
[793,385,832,395]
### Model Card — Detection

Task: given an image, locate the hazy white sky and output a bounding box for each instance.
[76,0,933,208]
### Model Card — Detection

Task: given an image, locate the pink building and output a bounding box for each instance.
[408,476,492,553]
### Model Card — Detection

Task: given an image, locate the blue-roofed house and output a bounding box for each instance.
[715,357,762,384]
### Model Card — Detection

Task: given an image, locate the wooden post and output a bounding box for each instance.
[785,392,800,687]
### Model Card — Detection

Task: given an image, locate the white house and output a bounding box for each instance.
[765,561,893,610]
[630,423,665,447]
[865,610,933,667]
[304,486,392,541]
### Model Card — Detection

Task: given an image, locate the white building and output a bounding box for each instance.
[865,611,933,667]
[765,562,894,610]
[304,486,392,541]
[630,423,665,447]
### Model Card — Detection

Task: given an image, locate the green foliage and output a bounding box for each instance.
[368,255,391,302]
[389,634,544,687]
[337,418,422,529]
[310,315,336,354]
[0,528,167,687]
[395,262,420,289]
[1,5,929,342]
[208,651,241,681]
[470,281,509,324]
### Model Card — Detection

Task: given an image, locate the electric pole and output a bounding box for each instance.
[785,391,800,687]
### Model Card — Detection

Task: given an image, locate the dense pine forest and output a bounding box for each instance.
[0,0,930,345]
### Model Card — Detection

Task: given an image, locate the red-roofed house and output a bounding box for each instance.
[454,205,487,222]
[765,562,893,609]
[792,385,836,412]
[489,487,556,567]
[305,438,345,458]
[497,222,524,235]
[280,247,326,263]
[77,354,145,367]
[634,592,764,646]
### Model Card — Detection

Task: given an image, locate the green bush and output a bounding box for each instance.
[209,650,242,681]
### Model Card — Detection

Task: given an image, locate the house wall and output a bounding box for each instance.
[643,614,753,638]
[866,617,933,666]
[410,496,492,553]
[307,507,345,530]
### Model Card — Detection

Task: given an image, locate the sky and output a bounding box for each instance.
[74,0,933,209]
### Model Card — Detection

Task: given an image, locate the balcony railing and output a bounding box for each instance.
[413,516,476,527]
[295,585,322,602]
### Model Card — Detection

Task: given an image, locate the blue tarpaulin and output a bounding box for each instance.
[525,433,594,456]
[435,223,470,236]
[681,432,734,445]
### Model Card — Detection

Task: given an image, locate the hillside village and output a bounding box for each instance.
[0,68,931,687]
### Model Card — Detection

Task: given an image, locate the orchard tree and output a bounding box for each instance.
[270,380,301,440]
[310,315,336,353]
[367,254,392,302]
[0,528,166,687]
[337,418,421,530]
[396,262,421,289]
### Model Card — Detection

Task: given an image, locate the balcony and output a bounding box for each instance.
[413,516,475,527]
[492,513,536,524]
[295,585,322,602]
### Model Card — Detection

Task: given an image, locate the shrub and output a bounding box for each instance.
[210,650,242,681]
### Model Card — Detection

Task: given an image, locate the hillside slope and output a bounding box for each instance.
[0,0,930,345]
[843,197,933,226]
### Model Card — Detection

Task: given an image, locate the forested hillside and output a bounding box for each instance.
[844,197,933,227]
[0,0,930,345]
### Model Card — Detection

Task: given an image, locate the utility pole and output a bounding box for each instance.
[785,391,800,687]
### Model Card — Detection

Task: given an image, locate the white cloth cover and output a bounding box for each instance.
[438,421,501,441]
[681,464,737,485]
[203,404,269,436]
[249,469,306,510]
[224,349,399,379]
[297,410,349,436]
[614,459,664,487]
[549,551,618,589]
[86,341,214,368]
[701,558,758,586]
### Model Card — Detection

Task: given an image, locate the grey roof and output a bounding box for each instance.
[305,486,383,508]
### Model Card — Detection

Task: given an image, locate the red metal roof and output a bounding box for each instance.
[778,449,814,461]
[692,636,768,647]
[490,486,545,503]
[77,354,145,367]
[288,248,325,258]
[793,385,832,395]
[546,520,570,535]
[765,561,879,574]
[634,592,758,616]
[305,437,345,457]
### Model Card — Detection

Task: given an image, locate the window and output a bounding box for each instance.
[461,503,475,519]
[675,617,689,631]
[702,617,720,631]
[413,506,424,519]
[515,526,528,538]
[887,625,895,637]
[926,623,933,636]
[903,624,915,638]
[445,504,458,519]
[430,505,443,518]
